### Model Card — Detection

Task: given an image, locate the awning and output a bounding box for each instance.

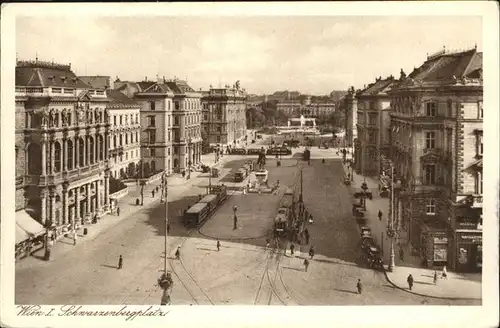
[16,210,45,244]
[463,158,483,172]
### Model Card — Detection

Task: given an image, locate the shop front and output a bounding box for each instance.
[420,221,449,268]
[452,230,482,273]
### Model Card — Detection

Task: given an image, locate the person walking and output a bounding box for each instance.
[216,240,221,251]
[433,271,438,285]
[441,265,448,279]
[303,258,310,272]
[356,279,363,294]
[117,255,123,270]
[290,243,295,256]
[407,274,414,290]
[399,248,404,262]
[117,207,120,217]
[378,210,383,221]
[152,189,155,198]
[175,247,181,260]
[308,214,314,224]
[309,246,315,260]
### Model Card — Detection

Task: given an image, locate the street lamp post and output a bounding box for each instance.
[187,137,192,180]
[387,165,396,272]
[158,171,173,305]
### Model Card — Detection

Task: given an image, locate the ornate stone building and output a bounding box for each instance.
[354,76,397,177]
[343,86,358,148]
[201,82,247,147]
[106,89,142,179]
[388,47,483,272]
[16,60,111,234]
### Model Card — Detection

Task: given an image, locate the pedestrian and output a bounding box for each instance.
[399,248,404,262]
[303,258,310,272]
[305,232,310,245]
[290,243,295,255]
[378,210,383,221]
[266,238,270,250]
[433,271,438,285]
[117,207,120,217]
[309,246,315,259]
[117,255,123,269]
[407,274,414,290]
[441,265,448,279]
[182,171,186,178]
[175,247,181,260]
[216,240,221,251]
[308,214,314,224]
[152,189,155,198]
[167,222,171,234]
[356,279,363,294]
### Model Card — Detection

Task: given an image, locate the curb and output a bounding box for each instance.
[381,267,481,301]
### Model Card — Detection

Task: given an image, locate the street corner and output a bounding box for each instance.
[384,266,482,300]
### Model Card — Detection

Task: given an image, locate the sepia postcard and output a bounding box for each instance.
[1,2,499,328]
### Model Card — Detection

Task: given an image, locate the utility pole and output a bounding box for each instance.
[158,171,173,305]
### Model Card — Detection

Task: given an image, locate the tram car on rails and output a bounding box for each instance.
[210,184,228,203]
[198,194,219,213]
[274,207,289,236]
[234,168,248,182]
[184,202,210,227]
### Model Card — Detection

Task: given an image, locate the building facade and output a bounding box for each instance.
[303,102,336,118]
[16,60,111,234]
[354,76,397,177]
[201,83,247,147]
[165,79,203,172]
[389,47,483,272]
[277,101,302,117]
[106,89,142,179]
[343,86,358,148]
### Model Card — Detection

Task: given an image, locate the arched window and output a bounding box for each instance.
[98,135,104,161]
[27,143,42,175]
[54,142,61,173]
[67,140,73,170]
[88,137,94,164]
[78,138,84,167]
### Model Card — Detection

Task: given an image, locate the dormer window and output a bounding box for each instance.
[425,102,437,117]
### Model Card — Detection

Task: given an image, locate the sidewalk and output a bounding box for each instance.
[341,163,482,300]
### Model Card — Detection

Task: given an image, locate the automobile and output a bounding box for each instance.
[354,190,373,200]
[360,226,371,237]
[344,176,351,185]
[361,230,372,240]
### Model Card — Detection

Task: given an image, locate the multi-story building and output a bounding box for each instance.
[15,59,111,235]
[354,75,397,176]
[164,79,203,172]
[277,101,302,117]
[106,89,142,179]
[303,102,336,117]
[201,83,247,147]
[115,78,175,176]
[389,47,483,272]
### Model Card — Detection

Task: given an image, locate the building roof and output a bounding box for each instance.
[358,77,397,97]
[409,48,482,82]
[164,80,196,94]
[16,60,90,88]
[79,76,112,89]
[106,89,141,108]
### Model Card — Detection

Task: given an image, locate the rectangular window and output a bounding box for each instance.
[426,199,436,215]
[148,115,156,127]
[148,130,156,144]
[478,101,483,119]
[52,88,62,93]
[114,116,117,126]
[477,135,483,156]
[425,132,435,149]
[150,148,156,157]
[120,116,123,125]
[475,173,483,194]
[175,102,180,110]
[424,164,436,185]
[426,102,437,116]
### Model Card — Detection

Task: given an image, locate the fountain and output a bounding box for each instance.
[277,114,320,135]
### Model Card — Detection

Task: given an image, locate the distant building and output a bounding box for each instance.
[389,47,483,272]
[277,101,302,117]
[343,86,358,147]
[16,59,111,234]
[201,83,247,146]
[354,75,398,177]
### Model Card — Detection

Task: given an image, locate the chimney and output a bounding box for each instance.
[145,76,148,82]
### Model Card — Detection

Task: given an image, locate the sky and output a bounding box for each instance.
[16,16,482,95]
